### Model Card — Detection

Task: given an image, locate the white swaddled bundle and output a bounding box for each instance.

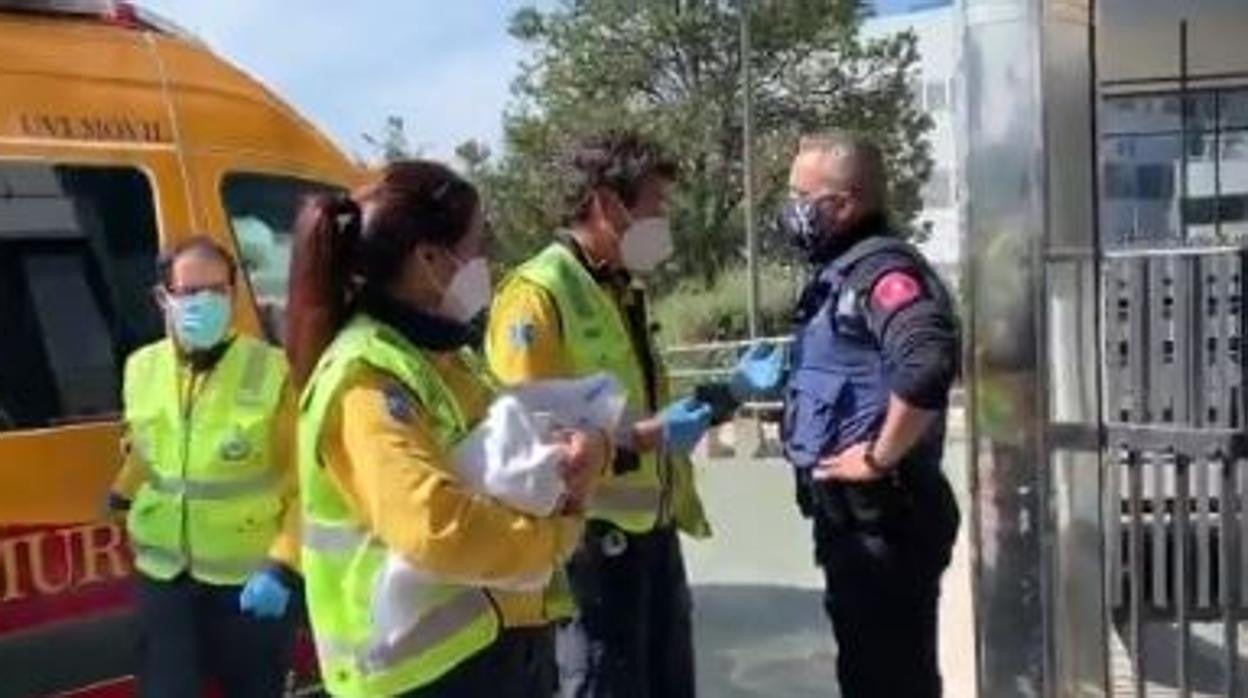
[370,375,630,602]
[452,372,627,517]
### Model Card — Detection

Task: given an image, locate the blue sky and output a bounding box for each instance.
[870,0,953,16]
[140,1,943,162]
[142,1,553,161]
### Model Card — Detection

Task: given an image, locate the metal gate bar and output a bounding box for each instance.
[1220,455,1240,696]
[1176,452,1192,697]
[1127,447,1146,698]
[1112,428,1248,696]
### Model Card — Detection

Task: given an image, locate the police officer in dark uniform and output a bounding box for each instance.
[776,132,961,697]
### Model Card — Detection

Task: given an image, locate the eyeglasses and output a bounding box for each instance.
[163,282,232,298]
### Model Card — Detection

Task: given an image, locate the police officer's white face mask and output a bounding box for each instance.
[439,253,492,325]
[619,217,674,274]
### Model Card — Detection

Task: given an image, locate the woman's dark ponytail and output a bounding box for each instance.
[287,160,480,386]
[286,192,363,388]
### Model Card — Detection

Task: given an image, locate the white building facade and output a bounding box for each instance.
[863,1,961,275]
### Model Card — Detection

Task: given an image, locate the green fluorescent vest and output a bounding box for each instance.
[506,243,709,537]
[123,336,287,585]
[299,316,501,697]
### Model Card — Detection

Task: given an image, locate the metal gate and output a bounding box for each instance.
[1103,249,1248,696]
[961,0,1248,696]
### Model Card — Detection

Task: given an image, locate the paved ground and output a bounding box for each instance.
[1106,619,1248,697]
[683,428,1245,698]
[684,412,1248,697]
[684,429,976,697]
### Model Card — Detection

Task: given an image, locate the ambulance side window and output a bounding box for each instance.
[0,164,162,432]
[221,173,341,344]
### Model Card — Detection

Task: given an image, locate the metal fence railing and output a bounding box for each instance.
[662,336,794,378]
[662,336,793,419]
[662,335,966,414]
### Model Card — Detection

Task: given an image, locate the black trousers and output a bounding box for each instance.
[557,522,695,698]
[401,627,558,698]
[136,573,295,698]
[807,468,960,698]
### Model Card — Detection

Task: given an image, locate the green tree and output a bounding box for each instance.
[454,138,494,180]
[485,0,933,286]
[362,115,413,164]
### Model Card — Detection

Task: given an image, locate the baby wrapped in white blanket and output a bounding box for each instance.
[372,374,629,611]
[452,372,627,517]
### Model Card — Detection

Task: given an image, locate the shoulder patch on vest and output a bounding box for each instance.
[383,383,416,425]
[509,320,538,350]
[870,271,923,313]
[219,428,253,462]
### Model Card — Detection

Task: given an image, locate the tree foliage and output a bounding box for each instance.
[455,138,494,179]
[481,0,933,287]
[362,115,413,165]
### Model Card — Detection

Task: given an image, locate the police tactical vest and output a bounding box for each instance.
[507,242,709,537]
[298,315,506,697]
[783,235,953,470]
[123,336,287,585]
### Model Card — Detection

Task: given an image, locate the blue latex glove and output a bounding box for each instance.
[239,569,291,619]
[731,343,784,398]
[658,397,714,453]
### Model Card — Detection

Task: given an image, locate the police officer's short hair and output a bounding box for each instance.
[563,131,680,224]
[157,234,238,289]
[799,131,887,209]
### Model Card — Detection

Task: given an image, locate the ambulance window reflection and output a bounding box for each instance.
[25,251,118,419]
[221,173,341,344]
[0,163,160,432]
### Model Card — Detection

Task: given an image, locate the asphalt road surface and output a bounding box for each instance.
[684,432,974,698]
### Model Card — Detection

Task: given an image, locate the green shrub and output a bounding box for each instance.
[652,262,805,347]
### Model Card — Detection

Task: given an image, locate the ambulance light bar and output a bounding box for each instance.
[0,0,203,44]
[0,0,115,16]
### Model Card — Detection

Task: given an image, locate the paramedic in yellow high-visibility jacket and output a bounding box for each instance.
[486,131,713,698]
[109,236,299,698]
[286,160,610,698]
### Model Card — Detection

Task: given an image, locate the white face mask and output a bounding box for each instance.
[440,255,492,325]
[619,216,674,273]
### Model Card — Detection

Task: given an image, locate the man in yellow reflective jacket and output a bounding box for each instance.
[110,236,299,698]
[487,132,713,698]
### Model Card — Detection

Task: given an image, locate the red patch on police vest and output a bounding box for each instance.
[871,271,922,312]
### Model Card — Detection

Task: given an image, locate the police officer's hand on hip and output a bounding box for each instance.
[814,396,942,484]
[775,132,961,698]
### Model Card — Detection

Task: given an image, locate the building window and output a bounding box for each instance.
[1221,195,1248,224]
[1100,87,1248,248]
[1183,196,1219,226]
[0,164,161,432]
[1136,164,1174,201]
[922,168,953,209]
[221,173,342,344]
[907,73,923,108]
[1103,94,1181,135]
[925,79,948,113]
[1223,133,1247,159]
[1105,163,1135,200]
[1221,89,1248,129]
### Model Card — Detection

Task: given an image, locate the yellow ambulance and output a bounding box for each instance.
[0,2,360,695]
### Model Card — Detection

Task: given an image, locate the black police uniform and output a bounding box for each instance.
[782,218,961,698]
